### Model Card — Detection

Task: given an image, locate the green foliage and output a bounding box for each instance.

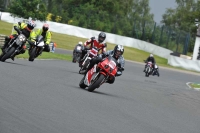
[161,0,200,52]
[15,51,72,61]
[42,0,153,36]
[0,0,6,11]
[8,0,48,21]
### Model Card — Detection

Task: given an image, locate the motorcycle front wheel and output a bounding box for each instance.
[0,47,15,62]
[145,67,150,77]
[88,74,105,92]
[79,76,87,89]
[29,47,37,61]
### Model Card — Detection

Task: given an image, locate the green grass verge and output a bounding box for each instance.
[190,83,200,88]
[16,51,72,61]
[0,20,198,73]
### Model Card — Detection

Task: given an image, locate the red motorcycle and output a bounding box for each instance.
[79,55,118,92]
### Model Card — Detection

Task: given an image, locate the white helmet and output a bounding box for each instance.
[150,54,153,57]
[78,41,83,45]
[27,20,36,30]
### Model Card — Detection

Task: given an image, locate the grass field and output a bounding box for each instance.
[0,20,197,72]
[16,51,72,61]
[190,83,200,88]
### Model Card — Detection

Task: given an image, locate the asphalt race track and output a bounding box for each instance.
[0,51,200,133]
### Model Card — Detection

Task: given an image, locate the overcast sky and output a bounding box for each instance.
[149,0,177,23]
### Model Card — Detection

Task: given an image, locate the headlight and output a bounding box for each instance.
[109,68,113,73]
[104,65,109,69]
[19,35,26,42]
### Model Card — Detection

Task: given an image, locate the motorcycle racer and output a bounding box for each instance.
[143,53,156,72]
[1,20,36,60]
[79,32,107,66]
[84,45,125,84]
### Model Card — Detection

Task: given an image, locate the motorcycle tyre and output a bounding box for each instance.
[29,47,37,62]
[88,74,105,92]
[79,76,87,89]
[1,47,15,62]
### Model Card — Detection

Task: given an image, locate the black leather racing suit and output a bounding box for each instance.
[144,57,156,71]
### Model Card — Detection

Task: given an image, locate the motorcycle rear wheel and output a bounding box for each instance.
[88,74,105,92]
[157,72,160,77]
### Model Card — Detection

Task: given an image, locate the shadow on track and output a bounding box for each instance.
[71,85,123,99]
[1,61,28,66]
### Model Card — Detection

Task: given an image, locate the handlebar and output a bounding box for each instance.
[14,26,22,35]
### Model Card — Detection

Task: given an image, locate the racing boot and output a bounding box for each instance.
[80,63,94,75]
[11,56,15,61]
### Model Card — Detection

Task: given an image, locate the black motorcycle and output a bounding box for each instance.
[0,27,27,62]
[72,44,83,63]
[152,64,160,77]
[28,35,45,62]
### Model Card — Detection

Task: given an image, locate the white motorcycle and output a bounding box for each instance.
[143,60,160,77]
[28,35,45,62]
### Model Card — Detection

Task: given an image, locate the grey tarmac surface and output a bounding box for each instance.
[0,50,200,133]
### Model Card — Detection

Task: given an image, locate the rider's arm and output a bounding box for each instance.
[118,56,125,71]
[116,57,125,77]
[35,29,42,36]
[84,37,95,47]
[153,58,156,64]
[100,42,107,54]
[146,57,150,62]
[29,31,36,42]
[102,43,107,52]
[12,22,21,34]
[45,31,52,45]
[98,50,110,60]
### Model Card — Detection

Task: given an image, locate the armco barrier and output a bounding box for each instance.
[168,55,200,72]
[0,34,6,46]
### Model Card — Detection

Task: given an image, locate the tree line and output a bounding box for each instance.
[2,0,200,53]
[5,0,154,36]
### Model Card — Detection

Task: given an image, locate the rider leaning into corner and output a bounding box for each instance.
[84,45,125,84]
[35,23,52,52]
[79,32,107,66]
[1,20,36,60]
[143,53,156,72]
[73,41,83,54]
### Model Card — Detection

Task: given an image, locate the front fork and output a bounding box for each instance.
[11,45,23,57]
[29,46,43,56]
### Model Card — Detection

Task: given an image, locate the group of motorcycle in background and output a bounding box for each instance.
[0,21,160,92]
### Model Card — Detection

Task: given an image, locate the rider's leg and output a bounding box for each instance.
[84,56,102,74]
